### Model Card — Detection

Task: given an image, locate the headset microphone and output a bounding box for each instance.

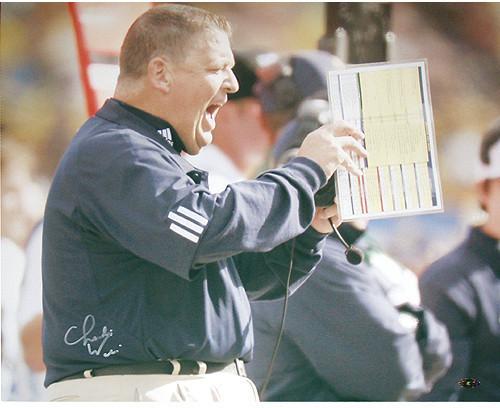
[315,175,364,266]
[345,246,364,265]
[328,218,364,265]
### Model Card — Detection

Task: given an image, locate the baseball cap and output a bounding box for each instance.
[255,50,344,113]
[271,97,330,167]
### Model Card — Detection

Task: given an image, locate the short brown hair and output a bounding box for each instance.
[480,117,500,165]
[119,4,231,78]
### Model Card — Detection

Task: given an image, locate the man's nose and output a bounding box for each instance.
[224,68,239,94]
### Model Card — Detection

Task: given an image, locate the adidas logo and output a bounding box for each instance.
[158,128,173,146]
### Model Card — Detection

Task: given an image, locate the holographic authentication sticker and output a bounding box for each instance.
[458,378,480,389]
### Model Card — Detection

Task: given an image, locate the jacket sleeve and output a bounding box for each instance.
[76,131,326,281]
[234,226,328,301]
[282,241,436,401]
[418,272,474,401]
[416,309,453,395]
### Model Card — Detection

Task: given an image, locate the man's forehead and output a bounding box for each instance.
[194,30,233,55]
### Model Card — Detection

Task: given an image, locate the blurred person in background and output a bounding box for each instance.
[419,117,500,402]
[18,221,46,401]
[254,49,343,144]
[1,236,26,400]
[186,52,272,191]
[247,90,452,401]
[1,138,47,400]
[1,139,46,247]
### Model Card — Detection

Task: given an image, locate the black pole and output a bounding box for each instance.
[319,2,393,64]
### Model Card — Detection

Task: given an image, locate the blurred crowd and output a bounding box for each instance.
[1,2,499,402]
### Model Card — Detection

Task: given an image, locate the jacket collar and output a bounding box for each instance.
[468,226,500,277]
[95,98,184,154]
[95,98,208,184]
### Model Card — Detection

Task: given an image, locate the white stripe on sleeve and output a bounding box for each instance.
[177,206,208,226]
[169,224,199,243]
[168,212,204,234]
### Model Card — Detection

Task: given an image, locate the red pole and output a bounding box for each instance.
[67,2,98,116]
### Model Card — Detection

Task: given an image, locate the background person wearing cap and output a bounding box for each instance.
[419,117,500,401]
[255,50,344,142]
[247,93,452,402]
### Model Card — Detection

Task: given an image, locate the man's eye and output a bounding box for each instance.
[209,65,231,74]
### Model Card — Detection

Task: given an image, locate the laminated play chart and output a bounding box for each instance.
[328,60,443,221]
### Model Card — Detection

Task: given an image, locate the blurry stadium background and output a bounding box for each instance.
[1,2,499,274]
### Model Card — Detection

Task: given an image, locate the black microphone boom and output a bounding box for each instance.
[328,218,364,265]
[345,245,364,265]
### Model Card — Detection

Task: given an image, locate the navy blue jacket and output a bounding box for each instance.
[419,226,500,401]
[42,99,328,386]
[248,234,451,401]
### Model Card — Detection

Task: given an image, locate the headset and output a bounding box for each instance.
[259,97,364,399]
[255,56,309,115]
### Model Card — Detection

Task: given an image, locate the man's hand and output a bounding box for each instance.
[311,203,341,234]
[297,120,367,180]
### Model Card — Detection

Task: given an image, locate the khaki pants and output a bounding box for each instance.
[47,372,260,402]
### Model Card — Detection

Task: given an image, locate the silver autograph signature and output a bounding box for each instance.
[64,314,121,358]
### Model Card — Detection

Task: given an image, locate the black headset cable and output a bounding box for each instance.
[259,237,296,400]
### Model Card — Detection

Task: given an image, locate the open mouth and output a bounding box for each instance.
[205,104,223,130]
[206,104,221,120]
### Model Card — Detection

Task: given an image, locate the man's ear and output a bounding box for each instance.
[147,57,172,93]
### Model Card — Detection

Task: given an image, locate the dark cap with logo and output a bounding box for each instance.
[255,50,344,113]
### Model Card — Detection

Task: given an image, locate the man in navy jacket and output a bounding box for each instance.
[42,4,366,402]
